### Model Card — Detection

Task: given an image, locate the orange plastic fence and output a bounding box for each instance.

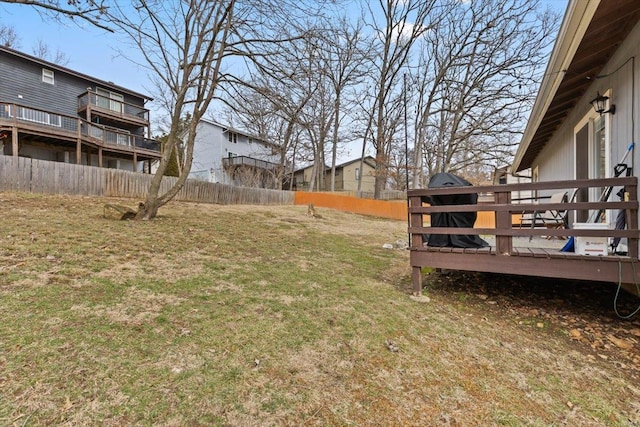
[294,192,408,221]
[294,191,511,228]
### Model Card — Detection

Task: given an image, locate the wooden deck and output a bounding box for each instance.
[408,177,640,297]
[0,102,161,163]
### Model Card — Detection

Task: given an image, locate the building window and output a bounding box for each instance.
[16,106,61,127]
[355,168,360,181]
[228,132,238,143]
[96,87,124,113]
[593,115,606,181]
[42,68,55,85]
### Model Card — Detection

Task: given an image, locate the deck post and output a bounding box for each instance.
[409,195,424,295]
[11,126,18,156]
[627,181,638,260]
[76,118,82,164]
[495,190,512,255]
[412,266,423,296]
[409,195,424,249]
[98,148,103,168]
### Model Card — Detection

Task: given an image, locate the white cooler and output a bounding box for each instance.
[573,222,610,256]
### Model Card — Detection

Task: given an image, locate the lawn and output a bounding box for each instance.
[0,192,638,426]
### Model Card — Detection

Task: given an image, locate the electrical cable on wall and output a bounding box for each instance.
[591,56,640,312]
[592,56,635,172]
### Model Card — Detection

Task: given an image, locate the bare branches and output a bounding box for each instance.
[31,38,70,65]
[5,0,560,199]
[410,0,559,185]
[0,24,19,47]
[2,0,113,32]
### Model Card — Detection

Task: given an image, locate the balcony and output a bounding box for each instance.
[0,102,161,158]
[82,123,161,153]
[77,91,150,128]
[222,155,280,171]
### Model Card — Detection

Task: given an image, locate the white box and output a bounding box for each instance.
[573,222,610,256]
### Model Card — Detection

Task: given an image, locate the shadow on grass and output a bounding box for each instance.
[425,270,640,321]
[423,270,640,381]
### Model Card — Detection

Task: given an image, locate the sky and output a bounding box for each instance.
[0,4,149,96]
[0,0,570,158]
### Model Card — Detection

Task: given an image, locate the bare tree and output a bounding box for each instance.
[224,10,373,194]
[319,16,373,191]
[0,24,19,47]
[1,25,72,65]
[31,38,70,65]
[222,35,318,190]
[102,0,236,219]
[105,0,320,218]
[364,0,442,199]
[220,88,287,187]
[411,0,558,184]
[298,40,335,192]
[222,20,332,191]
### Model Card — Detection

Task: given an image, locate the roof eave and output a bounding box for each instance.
[513,0,599,172]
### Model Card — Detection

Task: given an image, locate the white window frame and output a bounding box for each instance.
[16,106,61,127]
[573,90,612,224]
[96,87,124,113]
[109,92,124,113]
[42,68,55,85]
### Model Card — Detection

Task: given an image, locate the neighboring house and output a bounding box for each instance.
[493,165,532,204]
[189,119,282,188]
[513,0,640,226]
[0,46,161,172]
[293,156,376,193]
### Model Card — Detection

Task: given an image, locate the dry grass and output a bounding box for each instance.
[0,192,639,426]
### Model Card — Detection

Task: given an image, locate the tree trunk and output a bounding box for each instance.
[330,95,340,192]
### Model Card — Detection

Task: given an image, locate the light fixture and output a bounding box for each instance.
[590,91,616,115]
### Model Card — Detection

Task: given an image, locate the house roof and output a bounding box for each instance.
[0,45,153,101]
[334,156,376,170]
[293,156,376,174]
[199,118,277,149]
[513,0,640,172]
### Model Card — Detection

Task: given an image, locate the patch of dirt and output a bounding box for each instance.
[425,270,640,381]
[71,286,186,325]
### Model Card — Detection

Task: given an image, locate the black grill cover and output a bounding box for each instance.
[423,173,489,248]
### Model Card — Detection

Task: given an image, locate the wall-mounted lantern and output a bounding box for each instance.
[590,91,616,115]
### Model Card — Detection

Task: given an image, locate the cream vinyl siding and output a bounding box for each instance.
[534,20,640,195]
[535,123,574,185]
[343,163,375,193]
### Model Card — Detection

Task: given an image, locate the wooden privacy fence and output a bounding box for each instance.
[0,156,294,205]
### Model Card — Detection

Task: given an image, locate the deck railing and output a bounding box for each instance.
[81,122,160,152]
[1,102,160,154]
[77,91,150,123]
[222,155,280,171]
[1,103,79,133]
[408,177,639,257]
[407,177,640,295]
